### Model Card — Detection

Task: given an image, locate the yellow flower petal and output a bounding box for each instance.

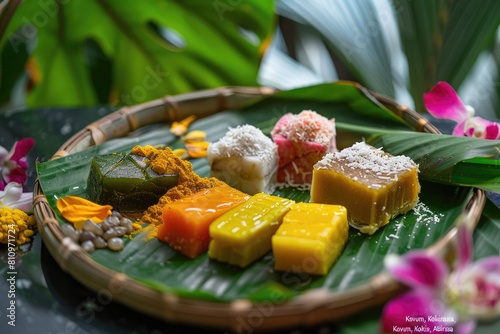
[185,141,210,158]
[182,130,207,143]
[170,115,196,136]
[172,148,189,159]
[56,196,112,230]
[25,57,41,92]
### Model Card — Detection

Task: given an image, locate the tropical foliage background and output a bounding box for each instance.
[0,0,499,333]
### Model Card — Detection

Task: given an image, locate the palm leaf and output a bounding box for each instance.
[393,0,449,112]
[257,26,336,90]
[275,0,395,97]
[392,0,500,112]
[261,1,500,119]
[436,0,500,90]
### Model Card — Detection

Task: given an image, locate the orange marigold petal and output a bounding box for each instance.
[170,115,196,136]
[172,148,189,159]
[185,141,209,158]
[182,130,207,144]
[56,196,112,230]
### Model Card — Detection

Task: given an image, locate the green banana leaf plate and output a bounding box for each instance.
[34,82,486,332]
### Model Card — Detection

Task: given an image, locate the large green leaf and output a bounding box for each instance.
[367,132,500,192]
[392,0,450,112]
[392,0,500,112]
[473,199,500,260]
[275,0,395,97]
[36,82,478,304]
[0,0,274,107]
[261,1,500,119]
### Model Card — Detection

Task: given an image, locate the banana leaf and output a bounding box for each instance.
[36,82,484,304]
[367,132,500,192]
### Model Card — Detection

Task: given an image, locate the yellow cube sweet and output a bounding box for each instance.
[272,203,348,276]
[208,193,295,268]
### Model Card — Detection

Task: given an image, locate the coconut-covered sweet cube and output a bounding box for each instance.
[207,125,278,195]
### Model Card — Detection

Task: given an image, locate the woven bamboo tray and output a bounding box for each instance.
[33,85,486,332]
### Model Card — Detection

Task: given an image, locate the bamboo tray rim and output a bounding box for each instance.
[33,84,486,332]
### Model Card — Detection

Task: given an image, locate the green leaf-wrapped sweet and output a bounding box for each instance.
[87,152,178,212]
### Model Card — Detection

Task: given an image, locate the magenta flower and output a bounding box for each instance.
[0,138,35,191]
[382,223,500,334]
[423,81,500,140]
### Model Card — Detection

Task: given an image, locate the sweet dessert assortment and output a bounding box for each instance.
[58,110,419,276]
[271,110,336,186]
[311,142,420,235]
[207,124,278,195]
[208,193,294,268]
[272,203,348,275]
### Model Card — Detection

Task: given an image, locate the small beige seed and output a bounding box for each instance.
[119,218,133,234]
[93,236,107,249]
[83,219,104,236]
[79,231,96,243]
[107,237,124,251]
[114,226,127,236]
[61,224,79,242]
[81,240,95,253]
[103,228,119,240]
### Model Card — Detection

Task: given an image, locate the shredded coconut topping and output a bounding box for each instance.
[271,110,335,144]
[208,125,276,160]
[316,141,417,175]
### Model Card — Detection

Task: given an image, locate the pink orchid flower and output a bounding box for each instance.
[381,223,500,334]
[0,137,35,191]
[423,82,500,140]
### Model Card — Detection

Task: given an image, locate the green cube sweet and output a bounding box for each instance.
[86,152,179,212]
